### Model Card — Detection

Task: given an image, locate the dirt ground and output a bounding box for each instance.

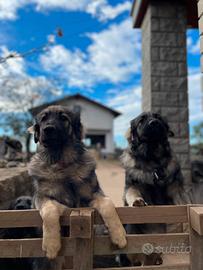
[96,159,125,206]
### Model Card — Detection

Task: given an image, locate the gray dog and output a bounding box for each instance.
[120,112,190,266]
[28,105,126,268]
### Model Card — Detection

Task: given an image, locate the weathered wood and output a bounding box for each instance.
[190,207,203,235]
[188,205,203,270]
[0,238,75,258]
[94,264,190,270]
[70,210,93,239]
[63,256,73,269]
[94,233,189,255]
[71,209,94,270]
[0,206,188,228]
[63,266,190,270]
[112,206,188,224]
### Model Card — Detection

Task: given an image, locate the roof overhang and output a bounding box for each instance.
[131,0,198,28]
[30,94,121,118]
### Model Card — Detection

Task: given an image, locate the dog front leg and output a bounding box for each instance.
[125,187,146,207]
[39,199,67,259]
[90,194,127,249]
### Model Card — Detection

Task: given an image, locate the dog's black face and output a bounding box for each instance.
[9,196,32,210]
[32,105,83,148]
[129,112,174,144]
[127,112,174,161]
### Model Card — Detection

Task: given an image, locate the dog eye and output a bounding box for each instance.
[60,114,69,121]
[41,114,48,122]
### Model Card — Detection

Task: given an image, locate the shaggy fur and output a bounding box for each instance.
[120,112,190,267]
[28,105,126,267]
[0,196,35,270]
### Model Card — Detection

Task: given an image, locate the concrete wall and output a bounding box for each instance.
[141,0,191,183]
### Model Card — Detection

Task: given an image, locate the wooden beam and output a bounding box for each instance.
[190,207,203,235]
[94,233,189,255]
[0,206,188,228]
[94,265,190,270]
[71,209,94,270]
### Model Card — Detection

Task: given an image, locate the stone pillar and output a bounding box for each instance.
[141,0,191,183]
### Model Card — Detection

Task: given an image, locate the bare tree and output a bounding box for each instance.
[0,30,63,158]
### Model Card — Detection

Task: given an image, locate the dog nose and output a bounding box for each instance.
[43,126,56,135]
[148,119,159,127]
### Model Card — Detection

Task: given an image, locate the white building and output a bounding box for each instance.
[31,94,121,154]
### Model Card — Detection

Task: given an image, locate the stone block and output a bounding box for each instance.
[151,32,178,46]
[177,33,186,47]
[178,63,188,76]
[151,76,160,90]
[151,18,159,31]
[170,138,190,154]
[152,92,179,106]
[159,18,186,32]
[160,77,187,92]
[179,92,188,106]
[157,3,177,18]
[151,62,178,76]
[181,169,192,184]
[179,122,189,138]
[160,47,186,62]
[151,47,159,60]
[177,154,191,170]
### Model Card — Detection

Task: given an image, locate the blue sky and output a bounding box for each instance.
[0,0,201,148]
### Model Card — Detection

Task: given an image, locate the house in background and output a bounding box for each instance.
[30,94,121,154]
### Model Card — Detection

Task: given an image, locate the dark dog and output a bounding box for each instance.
[0,196,35,270]
[120,112,190,266]
[28,105,126,265]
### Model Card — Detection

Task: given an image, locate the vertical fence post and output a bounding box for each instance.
[188,206,203,270]
[70,209,94,270]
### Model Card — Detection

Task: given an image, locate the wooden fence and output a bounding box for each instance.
[0,205,203,270]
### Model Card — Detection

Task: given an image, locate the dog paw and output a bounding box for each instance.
[133,197,147,207]
[110,226,127,249]
[42,236,61,259]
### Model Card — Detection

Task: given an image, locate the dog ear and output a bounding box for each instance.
[125,128,132,143]
[28,124,40,143]
[73,112,84,141]
[168,130,175,137]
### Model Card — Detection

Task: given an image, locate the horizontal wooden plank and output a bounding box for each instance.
[94,233,190,255]
[105,206,188,225]
[0,238,75,258]
[0,209,71,228]
[0,206,188,228]
[94,264,190,270]
[0,233,190,258]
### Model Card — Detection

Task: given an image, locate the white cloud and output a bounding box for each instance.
[40,19,141,87]
[188,67,203,122]
[187,36,200,55]
[106,87,141,138]
[86,0,131,22]
[0,46,60,112]
[0,0,26,20]
[0,0,131,21]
